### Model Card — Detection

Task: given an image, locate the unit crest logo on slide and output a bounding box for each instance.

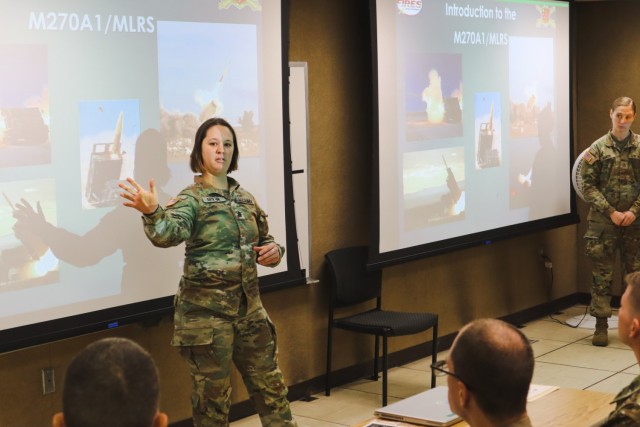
[397,0,423,16]
[219,0,261,12]
[535,5,556,28]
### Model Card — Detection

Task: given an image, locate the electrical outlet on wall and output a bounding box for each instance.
[539,248,546,261]
[42,367,55,395]
[539,249,553,269]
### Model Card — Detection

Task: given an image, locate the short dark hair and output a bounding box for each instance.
[62,337,160,427]
[625,271,640,315]
[450,319,534,421]
[611,96,636,114]
[190,117,239,174]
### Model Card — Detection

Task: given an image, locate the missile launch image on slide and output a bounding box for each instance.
[79,100,140,209]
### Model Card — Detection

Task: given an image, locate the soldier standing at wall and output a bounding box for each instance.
[119,117,297,427]
[581,96,640,347]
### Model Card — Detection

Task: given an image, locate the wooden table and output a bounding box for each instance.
[355,387,615,427]
[525,387,614,427]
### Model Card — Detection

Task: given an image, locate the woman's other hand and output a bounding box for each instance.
[254,243,280,266]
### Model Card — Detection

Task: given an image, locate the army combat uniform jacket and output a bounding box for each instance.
[598,374,640,426]
[141,175,284,347]
[581,132,640,318]
[499,415,532,427]
[581,131,640,223]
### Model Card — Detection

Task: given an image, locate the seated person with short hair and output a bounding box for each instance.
[52,337,168,427]
[441,318,534,427]
[594,271,640,426]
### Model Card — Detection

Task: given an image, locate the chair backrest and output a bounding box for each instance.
[325,246,382,308]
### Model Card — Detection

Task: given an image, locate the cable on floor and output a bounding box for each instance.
[542,254,588,328]
[542,253,621,329]
[548,305,589,328]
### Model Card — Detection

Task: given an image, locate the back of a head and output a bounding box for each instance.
[451,318,534,421]
[625,271,640,314]
[63,337,160,427]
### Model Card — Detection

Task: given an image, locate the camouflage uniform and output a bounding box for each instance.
[142,176,296,427]
[581,131,640,318]
[598,375,640,426]
[502,415,532,427]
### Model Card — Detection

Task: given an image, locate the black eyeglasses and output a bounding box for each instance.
[430,360,471,389]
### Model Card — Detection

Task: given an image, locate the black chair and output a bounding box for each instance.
[324,246,439,406]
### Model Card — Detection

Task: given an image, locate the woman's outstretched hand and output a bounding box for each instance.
[119,177,159,215]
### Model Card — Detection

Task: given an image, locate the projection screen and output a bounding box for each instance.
[0,0,301,352]
[370,0,577,268]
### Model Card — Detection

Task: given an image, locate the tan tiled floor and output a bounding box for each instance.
[231,305,637,427]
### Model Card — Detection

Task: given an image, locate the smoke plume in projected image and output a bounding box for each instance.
[405,53,463,142]
[508,36,555,212]
[508,36,554,139]
[403,146,465,230]
[157,20,261,164]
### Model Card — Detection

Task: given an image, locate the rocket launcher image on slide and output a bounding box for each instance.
[85,111,125,206]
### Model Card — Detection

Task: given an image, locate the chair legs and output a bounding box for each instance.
[430,322,438,388]
[326,322,439,406]
[372,329,437,406]
[382,336,388,407]
[325,323,333,396]
[371,335,380,380]
[372,334,389,407]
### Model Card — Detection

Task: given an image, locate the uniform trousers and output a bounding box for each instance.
[179,300,297,427]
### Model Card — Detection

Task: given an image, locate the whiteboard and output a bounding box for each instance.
[289,62,311,278]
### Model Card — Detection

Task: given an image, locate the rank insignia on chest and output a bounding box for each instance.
[203,196,226,203]
[235,197,254,205]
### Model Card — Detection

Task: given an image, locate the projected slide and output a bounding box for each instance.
[0,0,287,343]
[375,0,571,256]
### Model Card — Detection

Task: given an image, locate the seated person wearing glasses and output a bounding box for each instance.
[52,337,168,427]
[432,318,534,427]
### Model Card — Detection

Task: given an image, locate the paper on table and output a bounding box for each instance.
[527,384,559,402]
